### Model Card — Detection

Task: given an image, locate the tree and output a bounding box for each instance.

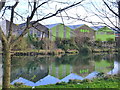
[0,0,85,89]
[59,0,119,32]
[0,1,5,10]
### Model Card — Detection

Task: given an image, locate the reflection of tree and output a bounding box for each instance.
[11,56,50,82]
[94,54,115,73]
[115,54,120,62]
[54,53,93,66]
[93,54,115,63]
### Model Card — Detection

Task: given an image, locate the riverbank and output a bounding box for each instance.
[0,49,80,56]
[92,48,118,53]
[9,74,119,89]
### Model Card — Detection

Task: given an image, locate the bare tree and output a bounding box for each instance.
[0,0,85,89]
[58,0,119,32]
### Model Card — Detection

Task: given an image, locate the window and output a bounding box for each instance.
[106,32,114,35]
[100,32,105,35]
[80,29,90,33]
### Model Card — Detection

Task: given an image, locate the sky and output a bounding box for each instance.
[0,0,118,27]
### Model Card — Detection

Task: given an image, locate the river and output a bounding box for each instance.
[0,53,120,86]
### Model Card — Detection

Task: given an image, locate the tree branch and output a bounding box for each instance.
[7,2,19,43]
[103,0,119,18]
[11,0,84,47]
[0,27,7,44]
[33,0,85,24]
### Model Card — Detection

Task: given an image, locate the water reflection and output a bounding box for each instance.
[0,53,120,86]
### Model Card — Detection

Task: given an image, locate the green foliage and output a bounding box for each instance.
[13,82,24,87]
[96,72,105,78]
[35,75,119,88]
[56,82,67,85]
[80,79,92,83]
[106,38,115,44]
[55,38,78,51]
[68,79,82,84]
[27,33,42,49]
[12,35,29,50]
[27,33,55,50]
[80,47,90,54]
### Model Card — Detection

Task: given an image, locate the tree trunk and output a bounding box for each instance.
[2,42,11,89]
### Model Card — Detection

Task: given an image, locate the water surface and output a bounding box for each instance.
[0,53,120,86]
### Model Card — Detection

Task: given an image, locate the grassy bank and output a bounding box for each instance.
[10,49,65,56]
[9,74,119,89]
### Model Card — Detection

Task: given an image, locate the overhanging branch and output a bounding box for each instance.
[11,0,84,47]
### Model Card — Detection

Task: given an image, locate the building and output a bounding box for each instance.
[18,21,49,38]
[0,20,49,38]
[115,32,120,47]
[95,26,115,41]
[0,20,19,36]
[46,23,74,41]
[72,24,95,41]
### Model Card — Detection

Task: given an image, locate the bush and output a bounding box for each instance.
[68,79,82,84]
[14,82,24,87]
[96,72,105,78]
[56,82,67,85]
[80,79,92,83]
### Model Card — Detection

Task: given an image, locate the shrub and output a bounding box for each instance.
[56,82,67,85]
[68,79,82,84]
[81,79,92,83]
[14,82,24,87]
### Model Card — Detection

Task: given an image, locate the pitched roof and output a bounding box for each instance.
[91,26,104,30]
[60,73,84,82]
[84,71,99,79]
[11,77,35,86]
[67,24,85,29]
[35,75,60,86]
[18,21,49,33]
[45,23,61,29]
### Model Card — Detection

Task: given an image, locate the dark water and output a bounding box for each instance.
[0,53,120,86]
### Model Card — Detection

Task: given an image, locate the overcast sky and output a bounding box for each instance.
[0,0,118,26]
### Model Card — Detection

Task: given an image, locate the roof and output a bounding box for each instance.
[0,20,19,32]
[84,71,99,79]
[67,24,85,29]
[45,23,61,29]
[18,21,49,33]
[91,26,104,30]
[11,77,35,86]
[60,73,84,82]
[35,75,60,86]
[91,26,115,32]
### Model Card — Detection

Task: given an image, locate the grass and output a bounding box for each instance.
[35,79,119,88]
[8,74,119,89]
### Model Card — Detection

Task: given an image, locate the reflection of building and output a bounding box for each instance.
[11,61,49,83]
[35,75,60,86]
[73,61,95,77]
[49,64,73,79]
[11,75,60,86]
[11,77,35,86]
[95,60,114,73]
[60,73,84,82]
[108,61,120,75]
